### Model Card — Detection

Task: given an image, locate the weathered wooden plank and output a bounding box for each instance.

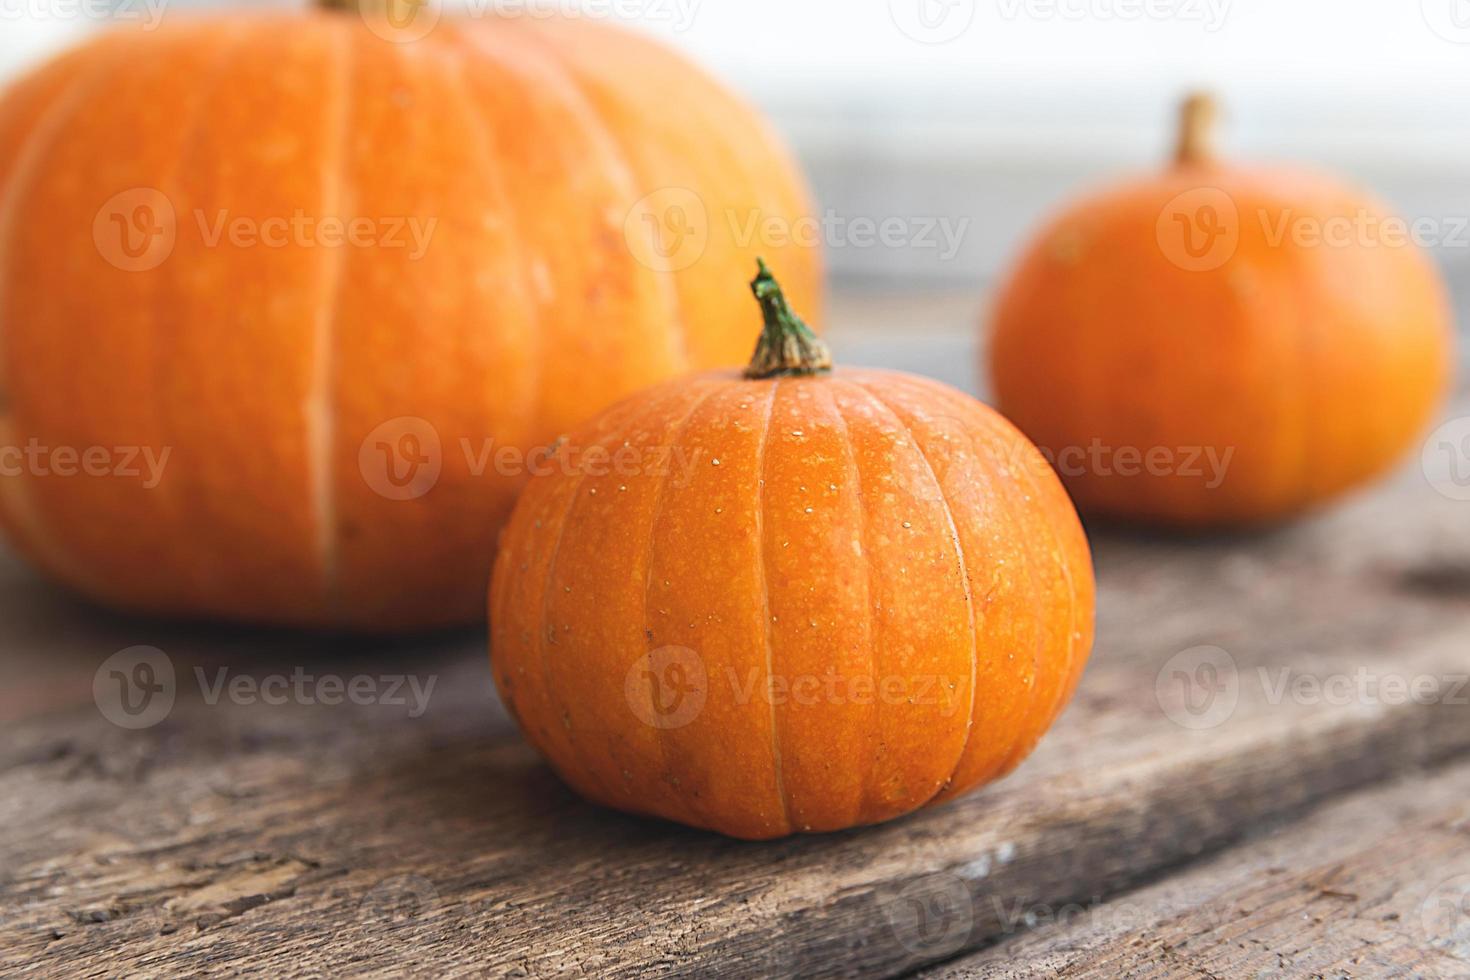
[925,760,1470,978]
[2,402,1469,977]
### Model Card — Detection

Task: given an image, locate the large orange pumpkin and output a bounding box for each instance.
[990,94,1453,527]
[0,4,819,629]
[490,262,1094,839]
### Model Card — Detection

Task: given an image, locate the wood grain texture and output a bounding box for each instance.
[2,391,1470,977]
[926,761,1470,978]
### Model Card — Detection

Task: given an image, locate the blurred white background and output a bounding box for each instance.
[5,0,1470,295]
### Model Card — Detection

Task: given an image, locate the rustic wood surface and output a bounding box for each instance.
[1,327,1468,978]
[925,760,1470,979]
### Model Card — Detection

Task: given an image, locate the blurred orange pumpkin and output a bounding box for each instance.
[0,4,819,629]
[990,94,1453,527]
[490,262,1094,839]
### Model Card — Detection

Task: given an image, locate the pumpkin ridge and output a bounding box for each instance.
[752,378,793,837]
[637,380,724,830]
[304,20,353,615]
[844,379,980,810]
[493,18,692,374]
[532,426,629,807]
[0,31,154,588]
[928,382,1082,776]
[811,382,876,830]
[876,373,1046,793]
[442,22,547,451]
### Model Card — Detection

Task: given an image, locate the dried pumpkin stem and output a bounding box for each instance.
[1175,92,1218,166]
[744,259,831,380]
[317,0,359,9]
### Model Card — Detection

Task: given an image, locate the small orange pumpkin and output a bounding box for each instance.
[490,262,1094,839]
[0,3,819,629]
[990,94,1454,527]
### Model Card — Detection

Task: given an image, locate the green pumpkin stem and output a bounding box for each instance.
[743,259,831,380]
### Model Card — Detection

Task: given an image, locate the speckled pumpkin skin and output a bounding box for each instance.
[489,368,1094,840]
[0,12,819,630]
[990,164,1453,527]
